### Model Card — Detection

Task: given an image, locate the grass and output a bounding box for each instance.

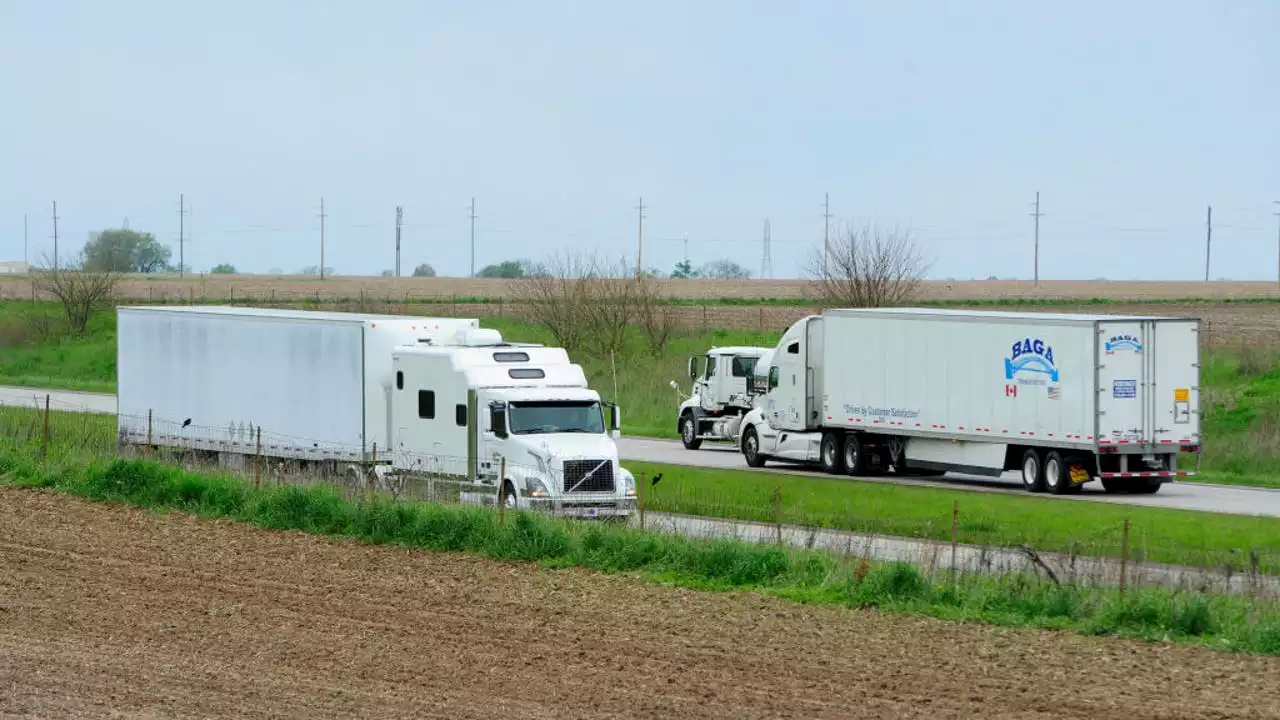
[630,460,1280,572]
[4,403,1277,574]
[1,448,1277,655]
[2,300,1280,486]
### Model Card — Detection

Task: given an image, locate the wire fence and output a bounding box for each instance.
[1,393,1276,599]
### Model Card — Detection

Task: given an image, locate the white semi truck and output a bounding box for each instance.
[672,345,771,449]
[735,308,1202,494]
[116,305,636,517]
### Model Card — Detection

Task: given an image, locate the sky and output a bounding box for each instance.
[2,0,1278,281]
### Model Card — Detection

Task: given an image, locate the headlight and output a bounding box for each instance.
[622,470,636,497]
[525,477,549,498]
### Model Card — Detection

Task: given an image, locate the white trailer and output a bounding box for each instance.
[672,346,771,449]
[116,305,635,517]
[117,305,481,462]
[738,308,1202,494]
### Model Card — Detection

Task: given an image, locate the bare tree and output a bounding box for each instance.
[32,252,120,335]
[806,223,930,307]
[508,251,598,352]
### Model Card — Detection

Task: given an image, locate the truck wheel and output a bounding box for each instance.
[1044,451,1069,495]
[819,432,845,474]
[1020,449,1046,492]
[842,433,866,476]
[679,415,703,450]
[502,481,519,509]
[742,427,766,468]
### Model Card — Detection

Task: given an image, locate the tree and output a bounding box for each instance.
[210,263,237,274]
[83,228,172,273]
[806,223,930,307]
[380,269,395,277]
[297,265,335,276]
[699,259,751,280]
[412,262,437,278]
[32,252,119,335]
[476,260,526,279]
[670,260,700,279]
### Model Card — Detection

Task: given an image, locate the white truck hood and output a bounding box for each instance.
[512,432,618,462]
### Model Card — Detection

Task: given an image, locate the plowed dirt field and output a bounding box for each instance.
[2,487,1278,719]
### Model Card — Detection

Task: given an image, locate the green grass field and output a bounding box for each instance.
[2,450,1278,655]
[1,300,1278,486]
[3,403,1276,573]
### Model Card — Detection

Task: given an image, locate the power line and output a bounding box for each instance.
[1029,191,1043,285]
[23,213,28,265]
[1273,200,1280,287]
[178,193,186,278]
[822,192,831,276]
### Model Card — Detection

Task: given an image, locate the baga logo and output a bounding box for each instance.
[1105,334,1143,354]
[1004,338,1059,382]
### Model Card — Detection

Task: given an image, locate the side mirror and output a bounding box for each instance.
[687,356,699,381]
[489,402,508,439]
[610,404,621,437]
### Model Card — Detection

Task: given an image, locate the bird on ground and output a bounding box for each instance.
[181,418,191,428]
[650,473,663,487]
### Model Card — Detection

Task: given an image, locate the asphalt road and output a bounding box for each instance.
[5,385,1279,519]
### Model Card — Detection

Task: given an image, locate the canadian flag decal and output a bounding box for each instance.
[1005,384,1017,397]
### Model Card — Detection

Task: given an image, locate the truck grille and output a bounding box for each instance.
[563,459,614,493]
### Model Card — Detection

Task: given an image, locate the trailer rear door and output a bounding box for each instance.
[1096,320,1150,445]
[1151,320,1200,447]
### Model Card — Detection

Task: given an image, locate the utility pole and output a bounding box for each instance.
[1204,204,1212,283]
[683,232,689,265]
[178,193,185,278]
[1273,201,1280,287]
[469,198,477,278]
[51,201,59,271]
[1030,191,1043,286]
[635,196,646,278]
[395,205,403,276]
[319,197,327,280]
[822,192,832,276]
[23,213,28,265]
[762,218,773,279]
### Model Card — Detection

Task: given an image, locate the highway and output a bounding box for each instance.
[4,385,1279,519]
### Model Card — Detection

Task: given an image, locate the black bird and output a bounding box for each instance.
[181,418,191,428]
[650,472,663,487]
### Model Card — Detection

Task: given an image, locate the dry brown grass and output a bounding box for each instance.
[3,274,1280,303]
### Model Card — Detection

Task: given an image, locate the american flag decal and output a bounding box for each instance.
[1047,386,1060,400]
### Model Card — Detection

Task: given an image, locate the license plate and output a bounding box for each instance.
[1069,466,1089,484]
[587,508,598,517]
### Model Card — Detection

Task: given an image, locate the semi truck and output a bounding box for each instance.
[672,345,771,449]
[116,305,637,517]
[734,308,1202,494]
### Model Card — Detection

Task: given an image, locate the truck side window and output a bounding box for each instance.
[705,356,717,379]
[455,404,467,427]
[787,342,799,355]
[418,390,435,419]
[731,357,757,377]
[396,371,404,390]
[768,366,780,389]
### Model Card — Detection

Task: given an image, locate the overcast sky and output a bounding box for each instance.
[2,1,1278,280]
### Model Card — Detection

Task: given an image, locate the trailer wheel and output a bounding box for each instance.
[742,427,766,468]
[1044,451,1069,495]
[1131,479,1162,494]
[1020,449,1046,492]
[1101,478,1126,494]
[679,414,703,450]
[819,432,845,474]
[842,433,866,476]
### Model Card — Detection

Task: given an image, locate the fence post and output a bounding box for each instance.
[773,485,782,545]
[41,394,50,459]
[758,305,765,332]
[1119,518,1131,593]
[1250,547,1260,596]
[638,470,647,530]
[146,408,153,458]
[254,426,262,490]
[367,442,378,498]
[950,500,959,584]
[497,457,507,525]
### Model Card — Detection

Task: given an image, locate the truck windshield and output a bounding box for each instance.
[508,401,605,435]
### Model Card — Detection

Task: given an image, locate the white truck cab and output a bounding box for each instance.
[673,345,771,449]
[390,334,636,518]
